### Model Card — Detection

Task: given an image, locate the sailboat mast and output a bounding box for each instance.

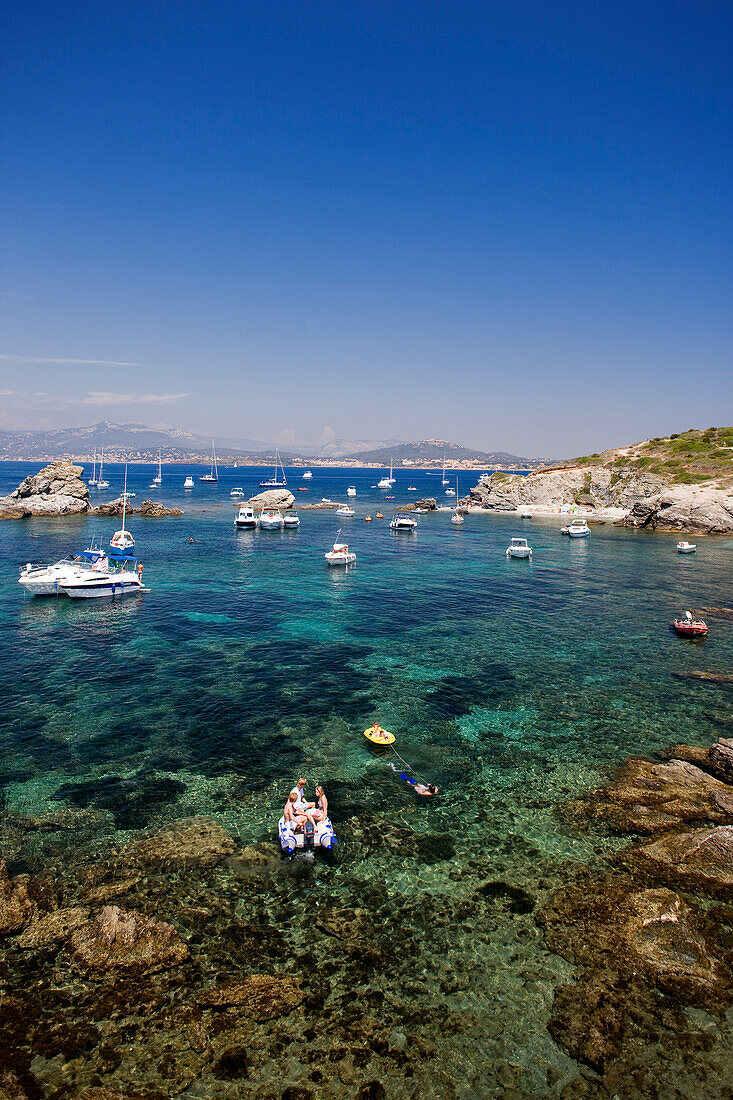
[121,464,127,528]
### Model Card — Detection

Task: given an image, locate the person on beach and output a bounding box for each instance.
[312,784,328,822]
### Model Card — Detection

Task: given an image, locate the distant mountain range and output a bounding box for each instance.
[0,423,551,467]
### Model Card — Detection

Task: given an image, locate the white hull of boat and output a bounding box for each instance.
[60,575,143,598]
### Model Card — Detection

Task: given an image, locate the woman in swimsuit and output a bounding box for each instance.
[312,784,328,823]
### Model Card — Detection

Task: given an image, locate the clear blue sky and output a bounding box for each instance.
[1,1,731,455]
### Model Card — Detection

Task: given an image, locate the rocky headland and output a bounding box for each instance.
[467,426,733,533]
[0,462,182,518]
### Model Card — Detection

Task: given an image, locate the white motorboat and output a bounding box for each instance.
[283,512,300,528]
[302,470,313,479]
[97,449,109,490]
[121,491,135,500]
[506,537,532,559]
[259,510,284,530]
[88,450,98,486]
[150,450,163,488]
[260,449,287,488]
[520,511,534,519]
[390,512,418,531]
[336,504,355,516]
[18,547,104,597]
[445,488,456,497]
[347,486,357,497]
[60,555,145,599]
[407,486,417,491]
[561,519,591,538]
[451,511,464,525]
[234,505,258,528]
[200,440,219,482]
[184,476,194,489]
[325,533,356,566]
[677,541,697,553]
[321,498,333,503]
[110,466,135,552]
[230,487,245,498]
[378,459,394,489]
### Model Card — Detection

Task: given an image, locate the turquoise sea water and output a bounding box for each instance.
[1,461,732,1097]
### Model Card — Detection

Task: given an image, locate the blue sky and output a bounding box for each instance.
[1,1,730,455]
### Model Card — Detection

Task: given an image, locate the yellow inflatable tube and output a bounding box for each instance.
[364,724,395,746]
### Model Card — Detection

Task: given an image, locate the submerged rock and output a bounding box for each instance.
[315,906,374,941]
[122,815,237,867]
[68,905,189,973]
[17,906,89,948]
[0,860,35,935]
[196,974,303,1019]
[579,756,733,834]
[629,824,733,898]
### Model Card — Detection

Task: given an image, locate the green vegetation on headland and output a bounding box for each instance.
[573,427,733,486]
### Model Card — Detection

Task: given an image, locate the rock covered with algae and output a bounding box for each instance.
[628,824,733,897]
[121,815,237,868]
[0,860,35,936]
[68,905,189,973]
[16,906,89,948]
[196,975,304,1019]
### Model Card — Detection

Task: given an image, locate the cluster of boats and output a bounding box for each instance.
[234,506,300,529]
[18,545,145,599]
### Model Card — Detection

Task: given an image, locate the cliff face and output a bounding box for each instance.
[468,466,733,534]
[0,461,89,516]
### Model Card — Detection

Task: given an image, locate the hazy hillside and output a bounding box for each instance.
[346,438,549,467]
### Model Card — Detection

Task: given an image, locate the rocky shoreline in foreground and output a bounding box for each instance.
[0,462,182,519]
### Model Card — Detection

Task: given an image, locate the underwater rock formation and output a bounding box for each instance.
[16,906,89,949]
[196,975,304,1019]
[628,825,733,898]
[68,905,189,973]
[0,860,35,935]
[122,815,237,868]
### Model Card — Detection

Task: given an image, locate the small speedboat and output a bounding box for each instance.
[520,511,534,519]
[283,512,300,528]
[451,512,464,525]
[407,486,417,491]
[278,815,337,856]
[561,519,591,537]
[390,512,417,531]
[325,535,356,566]
[184,476,194,489]
[677,541,697,553]
[445,488,456,497]
[234,505,258,529]
[59,554,145,599]
[672,612,708,637]
[259,510,284,530]
[302,470,313,480]
[298,486,309,492]
[506,537,532,559]
[347,486,357,497]
[336,504,355,517]
[230,487,245,498]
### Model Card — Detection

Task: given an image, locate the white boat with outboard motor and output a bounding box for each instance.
[234,505,258,529]
[506,537,532,559]
[390,512,418,531]
[336,503,355,516]
[677,541,697,553]
[347,485,357,497]
[561,519,591,538]
[278,815,337,856]
[184,475,194,489]
[230,486,245,498]
[283,512,300,528]
[325,532,356,566]
[302,470,313,479]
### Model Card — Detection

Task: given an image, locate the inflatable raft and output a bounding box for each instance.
[278,816,338,855]
[364,724,395,746]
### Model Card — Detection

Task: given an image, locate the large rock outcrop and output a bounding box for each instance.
[90,497,183,517]
[624,484,733,533]
[247,488,295,510]
[0,461,89,516]
[68,905,189,973]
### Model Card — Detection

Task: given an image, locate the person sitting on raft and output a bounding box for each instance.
[290,777,318,825]
[283,791,308,829]
[401,774,439,796]
[312,784,328,823]
[368,724,392,743]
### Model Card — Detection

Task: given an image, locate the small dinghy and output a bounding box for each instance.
[325,533,356,566]
[363,723,395,746]
[278,816,337,856]
[672,611,708,637]
[677,541,697,553]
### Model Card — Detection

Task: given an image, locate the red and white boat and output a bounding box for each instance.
[672,612,708,637]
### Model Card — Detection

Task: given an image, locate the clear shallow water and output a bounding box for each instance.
[1,461,732,1096]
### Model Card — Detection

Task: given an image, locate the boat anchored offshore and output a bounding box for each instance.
[18,546,105,597]
[260,448,287,488]
[672,611,708,637]
[234,505,258,529]
[184,475,194,489]
[150,450,163,488]
[302,469,313,479]
[451,510,464,525]
[336,504,355,517]
[506,537,532,559]
[677,541,697,553]
[347,486,357,497]
[390,512,417,531]
[230,486,245,498]
[325,532,356,566]
[200,440,219,482]
[283,512,300,528]
[59,552,145,599]
[561,519,591,537]
[110,465,135,552]
[278,815,337,856]
[97,449,109,490]
[378,459,394,489]
[259,509,284,530]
